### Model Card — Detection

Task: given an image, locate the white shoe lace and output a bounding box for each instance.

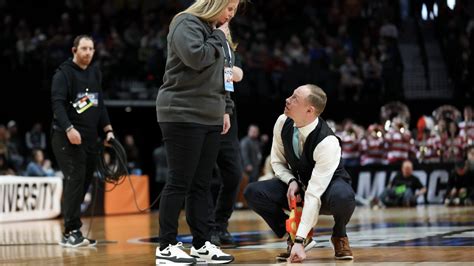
[203,241,228,256]
[165,242,192,258]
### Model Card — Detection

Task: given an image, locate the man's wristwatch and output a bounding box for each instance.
[294,236,305,244]
[288,178,298,186]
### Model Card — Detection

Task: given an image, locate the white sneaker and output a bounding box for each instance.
[190,241,234,264]
[304,239,317,251]
[155,242,196,265]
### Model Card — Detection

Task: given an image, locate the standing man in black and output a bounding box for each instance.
[244,84,356,262]
[51,35,114,247]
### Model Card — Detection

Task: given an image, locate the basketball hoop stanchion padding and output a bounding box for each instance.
[285,198,314,242]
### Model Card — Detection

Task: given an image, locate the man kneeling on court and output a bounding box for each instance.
[244,84,356,262]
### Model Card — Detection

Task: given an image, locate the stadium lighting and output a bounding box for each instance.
[447,0,456,10]
[422,4,428,20]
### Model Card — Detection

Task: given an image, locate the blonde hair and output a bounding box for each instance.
[305,84,327,116]
[176,0,247,50]
[227,30,238,51]
[175,0,236,22]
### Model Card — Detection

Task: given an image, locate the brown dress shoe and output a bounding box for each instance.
[331,236,353,260]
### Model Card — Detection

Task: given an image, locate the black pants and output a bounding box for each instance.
[244,177,356,238]
[51,130,97,233]
[158,122,221,248]
[208,113,242,230]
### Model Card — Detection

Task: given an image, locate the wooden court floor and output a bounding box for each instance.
[1,205,473,265]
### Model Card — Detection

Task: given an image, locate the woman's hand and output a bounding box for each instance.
[222,113,231,134]
[217,22,230,36]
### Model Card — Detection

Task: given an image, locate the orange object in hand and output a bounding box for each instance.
[285,197,313,242]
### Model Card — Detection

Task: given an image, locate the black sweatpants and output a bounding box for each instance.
[51,130,97,234]
[158,122,221,248]
[208,113,243,230]
[244,177,356,238]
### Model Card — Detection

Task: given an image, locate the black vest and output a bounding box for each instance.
[281,117,351,188]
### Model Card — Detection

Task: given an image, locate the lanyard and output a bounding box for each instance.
[222,41,233,68]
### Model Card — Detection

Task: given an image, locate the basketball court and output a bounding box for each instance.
[1,205,473,265]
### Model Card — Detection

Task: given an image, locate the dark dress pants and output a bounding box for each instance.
[208,113,243,230]
[244,177,356,238]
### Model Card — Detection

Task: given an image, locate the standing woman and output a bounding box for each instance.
[155,0,241,264]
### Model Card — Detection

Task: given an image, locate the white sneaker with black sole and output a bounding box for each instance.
[156,242,197,265]
[190,241,234,264]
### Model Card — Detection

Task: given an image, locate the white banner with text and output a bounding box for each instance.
[0,176,62,222]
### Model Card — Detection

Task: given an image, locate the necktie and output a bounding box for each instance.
[293,127,301,159]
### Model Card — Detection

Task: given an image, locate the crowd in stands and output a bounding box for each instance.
[2,101,473,207]
[335,104,474,166]
[435,0,474,100]
[0,120,144,177]
[2,1,473,206]
[0,120,52,176]
[1,0,406,103]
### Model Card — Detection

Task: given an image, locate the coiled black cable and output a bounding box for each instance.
[96,138,129,187]
[96,137,161,212]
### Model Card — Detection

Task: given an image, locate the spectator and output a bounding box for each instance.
[360,124,387,166]
[443,120,464,163]
[384,118,414,164]
[25,149,55,177]
[445,146,474,206]
[25,122,47,152]
[240,124,263,183]
[415,115,441,163]
[458,106,474,146]
[361,54,383,101]
[123,134,142,175]
[338,119,362,167]
[339,56,363,101]
[0,124,22,172]
[375,160,427,207]
[7,120,26,168]
[0,153,15,175]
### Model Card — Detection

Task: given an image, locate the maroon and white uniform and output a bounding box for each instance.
[416,134,442,163]
[360,133,387,165]
[385,127,414,164]
[338,130,361,164]
[458,120,474,146]
[442,135,465,163]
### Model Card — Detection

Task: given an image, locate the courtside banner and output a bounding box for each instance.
[0,176,62,222]
[347,163,454,204]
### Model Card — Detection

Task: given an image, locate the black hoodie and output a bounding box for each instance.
[51,58,110,143]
